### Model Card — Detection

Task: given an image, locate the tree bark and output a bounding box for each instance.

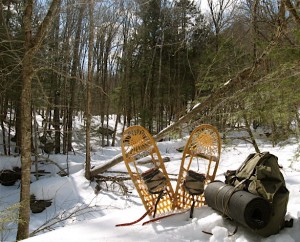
[67,1,86,152]
[53,4,61,154]
[54,91,60,153]
[17,2,35,239]
[85,0,94,180]
[17,1,61,240]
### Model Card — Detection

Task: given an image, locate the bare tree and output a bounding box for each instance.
[85,0,94,180]
[64,0,86,153]
[17,1,61,240]
[207,0,237,50]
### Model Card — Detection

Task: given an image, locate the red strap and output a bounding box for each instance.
[142,209,188,226]
[115,209,152,227]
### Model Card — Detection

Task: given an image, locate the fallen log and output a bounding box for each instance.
[137,156,170,165]
[91,154,123,177]
[90,155,171,177]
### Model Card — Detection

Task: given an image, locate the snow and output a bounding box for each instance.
[0,118,300,242]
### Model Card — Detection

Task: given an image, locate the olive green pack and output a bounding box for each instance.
[225,152,290,237]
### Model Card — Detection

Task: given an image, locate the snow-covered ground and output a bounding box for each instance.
[0,116,300,242]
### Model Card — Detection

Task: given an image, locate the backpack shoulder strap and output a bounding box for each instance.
[236,152,270,180]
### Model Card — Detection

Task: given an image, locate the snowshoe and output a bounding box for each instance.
[173,124,221,217]
[120,125,175,220]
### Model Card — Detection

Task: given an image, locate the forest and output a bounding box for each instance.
[1,0,300,240]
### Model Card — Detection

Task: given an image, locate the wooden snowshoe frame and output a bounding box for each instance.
[173,124,221,210]
[121,125,175,217]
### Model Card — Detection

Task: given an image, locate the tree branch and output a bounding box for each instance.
[31,0,61,53]
[283,0,300,26]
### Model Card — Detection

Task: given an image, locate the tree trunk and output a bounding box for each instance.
[67,1,86,152]
[17,2,34,239]
[251,0,259,62]
[53,7,61,154]
[17,1,61,240]
[85,0,94,180]
[15,103,22,153]
[54,91,60,153]
[243,113,260,153]
[0,96,8,155]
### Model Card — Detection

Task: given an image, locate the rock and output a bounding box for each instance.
[30,194,52,213]
[0,167,21,186]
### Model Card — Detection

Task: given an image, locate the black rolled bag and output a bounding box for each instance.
[204,152,291,237]
[204,181,271,231]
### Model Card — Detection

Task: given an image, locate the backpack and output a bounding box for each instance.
[225,152,290,237]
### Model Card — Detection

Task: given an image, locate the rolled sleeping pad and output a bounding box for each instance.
[204,181,271,230]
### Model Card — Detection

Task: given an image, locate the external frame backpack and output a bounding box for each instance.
[225,152,290,237]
